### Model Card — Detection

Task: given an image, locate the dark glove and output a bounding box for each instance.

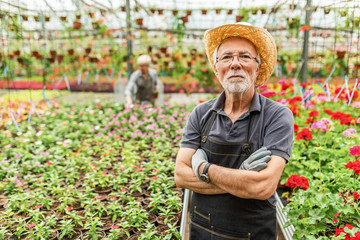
[239,147,271,171]
[191,149,208,180]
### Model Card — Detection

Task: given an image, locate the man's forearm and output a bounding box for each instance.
[175,163,226,195]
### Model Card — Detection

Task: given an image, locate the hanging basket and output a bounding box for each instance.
[60,16,67,21]
[201,9,208,15]
[181,16,188,23]
[34,16,39,22]
[22,15,28,21]
[215,9,221,14]
[73,21,82,29]
[324,8,331,14]
[136,18,143,26]
[158,9,164,15]
[236,16,244,22]
[160,47,167,54]
[172,10,178,16]
[57,55,64,63]
[227,9,233,15]
[76,14,81,20]
[45,16,50,22]
[261,9,266,14]
[186,10,192,16]
[251,9,258,15]
[67,49,74,55]
[336,51,346,59]
[289,4,297,10]
[150,8,156,14]
[85,48,92,54]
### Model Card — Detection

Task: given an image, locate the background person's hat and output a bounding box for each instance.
[204,22,277,87]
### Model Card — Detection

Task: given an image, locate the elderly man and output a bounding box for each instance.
[175,23,294,239]
[125,54,160,107]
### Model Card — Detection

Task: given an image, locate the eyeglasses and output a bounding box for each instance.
[216,53,259,65]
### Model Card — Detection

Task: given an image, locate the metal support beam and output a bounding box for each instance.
[125,0,133,77]
[300,0,312,83]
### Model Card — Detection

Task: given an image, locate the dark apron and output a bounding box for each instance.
[190,111,276,240]
[135,74,154,102]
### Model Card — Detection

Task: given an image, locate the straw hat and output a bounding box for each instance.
[204,22,277,87]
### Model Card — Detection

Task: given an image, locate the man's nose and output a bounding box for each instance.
[230,56,242,69]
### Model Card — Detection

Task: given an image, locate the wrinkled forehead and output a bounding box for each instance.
[217,37,258,55]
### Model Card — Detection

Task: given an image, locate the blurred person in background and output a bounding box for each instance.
[125,54,161,107]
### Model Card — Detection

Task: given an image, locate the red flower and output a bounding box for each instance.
[353,191,360,199]
[333,218,338,224]
[288,96,302,105]
[334,224,354,237]
[340,117,356,125]
[309,110,319,118]
[33,205,42,209]
[45,161,53,166]
[66,206,74,211]
[331,111,351,120]
[349,145,360,157]
[288,105,300,116]
[294,124,299,132]
[305,117,314,124]
[296,128,313,141]
[324,109,334,116]
[299,25,310,31]
[335,212,339,217]
[286,174,309,190]
[345,160,360,174]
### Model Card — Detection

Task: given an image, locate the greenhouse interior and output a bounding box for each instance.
[0,0,360,239]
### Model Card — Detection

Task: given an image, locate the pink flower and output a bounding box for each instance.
[112,224,120,229]
[151,176,158,180]
[66,206,74,211]
[120,188,126,192]
[15,153,21,158]
[93,195,103,200]
[343,128,357,138]
[33,205,42,209]
[26,223,36,229]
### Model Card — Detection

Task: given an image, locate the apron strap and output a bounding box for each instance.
[201,111,217,144]
[243,113,253,155]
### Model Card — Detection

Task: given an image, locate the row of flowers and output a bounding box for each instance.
[0,101,194,239]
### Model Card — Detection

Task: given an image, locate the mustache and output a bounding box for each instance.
[225,70,246,79]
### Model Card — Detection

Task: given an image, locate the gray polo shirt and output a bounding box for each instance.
[181,90,294,162]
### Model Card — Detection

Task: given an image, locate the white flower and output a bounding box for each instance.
[35,141,42,145]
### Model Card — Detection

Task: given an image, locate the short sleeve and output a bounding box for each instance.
[180,107,202,150]
[263,106,294,162]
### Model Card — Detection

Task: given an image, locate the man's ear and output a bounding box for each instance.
[255,63,261,77]
[214,64,219,79]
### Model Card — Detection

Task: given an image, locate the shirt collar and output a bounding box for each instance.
[211,90,261,113]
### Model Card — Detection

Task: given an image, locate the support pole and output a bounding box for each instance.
[126,0,134,77]
[300,0,312,83]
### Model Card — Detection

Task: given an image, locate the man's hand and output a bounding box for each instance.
[191,148,208,180]
[239,147,271,171]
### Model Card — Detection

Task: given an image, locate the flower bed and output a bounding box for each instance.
[0,102,192,239]
[0,79,359,239]
[259,80,360,239]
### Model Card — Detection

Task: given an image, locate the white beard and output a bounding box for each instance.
[220,70,256,93]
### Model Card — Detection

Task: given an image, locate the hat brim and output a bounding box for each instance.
[204,23,277,87]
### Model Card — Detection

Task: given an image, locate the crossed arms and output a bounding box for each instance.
[174,147,286,200]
